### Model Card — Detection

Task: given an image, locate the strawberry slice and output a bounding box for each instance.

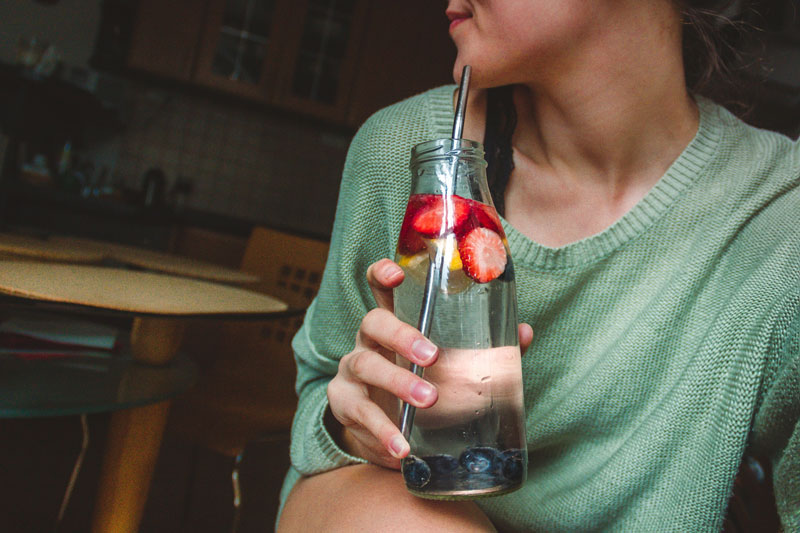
[458,227,507,283]
[397,195,432,254]
[397,216,426,255]
[411,194,471,237]
[469,199,505,236]
[453,198,505,240]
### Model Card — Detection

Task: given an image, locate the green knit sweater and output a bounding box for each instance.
[280,85,800,531]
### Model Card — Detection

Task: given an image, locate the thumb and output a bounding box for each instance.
[366,258,404,310]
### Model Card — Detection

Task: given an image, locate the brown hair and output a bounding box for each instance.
[483,1,776,210]
[678,0,770,117]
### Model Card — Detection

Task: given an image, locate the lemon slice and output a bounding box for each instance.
[427,238,462,269]
[426,237,472,294]
[398,251,429,285]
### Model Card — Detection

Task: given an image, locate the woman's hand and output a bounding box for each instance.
[326,258,533,470]
[326,259,434,469]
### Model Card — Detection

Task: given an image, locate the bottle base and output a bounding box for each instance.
[406,480,524,501]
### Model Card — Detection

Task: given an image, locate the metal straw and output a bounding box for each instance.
[451,65,471,139]
[400,65,472,442]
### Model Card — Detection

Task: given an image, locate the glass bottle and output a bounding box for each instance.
[393,138,527,499]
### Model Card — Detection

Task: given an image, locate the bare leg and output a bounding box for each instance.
[277,464,498,533]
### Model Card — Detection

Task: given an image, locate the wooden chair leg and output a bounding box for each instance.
[91,401,171,533]
[91,317,186,532]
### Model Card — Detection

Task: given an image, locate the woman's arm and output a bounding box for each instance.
[751,299,800,531]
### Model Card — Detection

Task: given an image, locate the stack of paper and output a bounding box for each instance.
[0,315,119,359]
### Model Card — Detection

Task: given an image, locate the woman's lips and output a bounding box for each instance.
[447,12,471,32]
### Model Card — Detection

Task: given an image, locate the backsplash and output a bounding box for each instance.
[108,85,352,237]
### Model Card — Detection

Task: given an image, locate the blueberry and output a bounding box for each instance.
[459,447,501,474]
[423,454,459,475]
[500,448,525,481]
[402,455,431,489]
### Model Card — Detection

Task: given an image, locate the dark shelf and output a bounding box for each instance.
[0,62,124,143]
[0,349,198,418]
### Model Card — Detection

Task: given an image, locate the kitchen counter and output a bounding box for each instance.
[1,181,329,251]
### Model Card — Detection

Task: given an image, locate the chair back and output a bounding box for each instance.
[240,226,329,309]
[169,227,329,456]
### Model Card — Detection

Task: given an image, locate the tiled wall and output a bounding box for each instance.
[111,85,352,237]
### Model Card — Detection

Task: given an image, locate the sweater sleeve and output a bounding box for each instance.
[752,297,800,531]
[287,108,414,476]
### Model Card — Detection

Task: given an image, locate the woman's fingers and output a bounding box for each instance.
[359,308,438,366]
[339,349,438,409]
[327,374,407,464]
[329,348,438,461]
[328,371,408,459]
[519,323,533,355]
[366,259,404,310]
[347,400,409,459]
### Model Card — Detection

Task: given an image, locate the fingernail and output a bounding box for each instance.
[384,263,403,281]
[389,435,409,458]
[411,381,435,404]
[411,339,437,362]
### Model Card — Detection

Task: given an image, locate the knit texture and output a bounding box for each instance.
[281,85,800,531]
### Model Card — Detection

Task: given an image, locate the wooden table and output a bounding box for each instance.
[0,260,291,533]
[0,232,260,285]
[0,231,106,263]
[48,235,261,285]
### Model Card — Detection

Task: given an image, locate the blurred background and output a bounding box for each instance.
[0,0,456,247]
[0,0,797,532]
[1,1,798,250]
[0,2,455,531]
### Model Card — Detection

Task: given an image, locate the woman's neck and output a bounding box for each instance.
[458,2,702,248]
[510,3,699,190]
[504,86,698,248]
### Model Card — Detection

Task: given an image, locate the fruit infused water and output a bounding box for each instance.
[394,139,527,499]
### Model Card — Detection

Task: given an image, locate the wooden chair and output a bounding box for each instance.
[166,226,329,530]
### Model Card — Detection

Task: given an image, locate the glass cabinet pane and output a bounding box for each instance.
[291,0,357,104]
[212,0,276,83]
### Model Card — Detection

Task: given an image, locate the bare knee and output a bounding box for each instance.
[277,464,496,533]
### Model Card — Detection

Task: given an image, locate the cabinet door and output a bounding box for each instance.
[127,0,208,81]
[346,0,456,128]
[193,0,286,102]
[272,0,370,122]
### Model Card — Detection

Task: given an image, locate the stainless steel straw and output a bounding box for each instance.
[400,65,472,441]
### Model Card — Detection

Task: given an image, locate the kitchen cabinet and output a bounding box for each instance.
[127,0,207,82]
[191,0,287,102]
[269,0,371,122]
[126,0,454,126]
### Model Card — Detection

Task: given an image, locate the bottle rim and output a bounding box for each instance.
[410,138,486,167]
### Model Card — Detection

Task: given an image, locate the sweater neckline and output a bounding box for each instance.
[425,85,723,271]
